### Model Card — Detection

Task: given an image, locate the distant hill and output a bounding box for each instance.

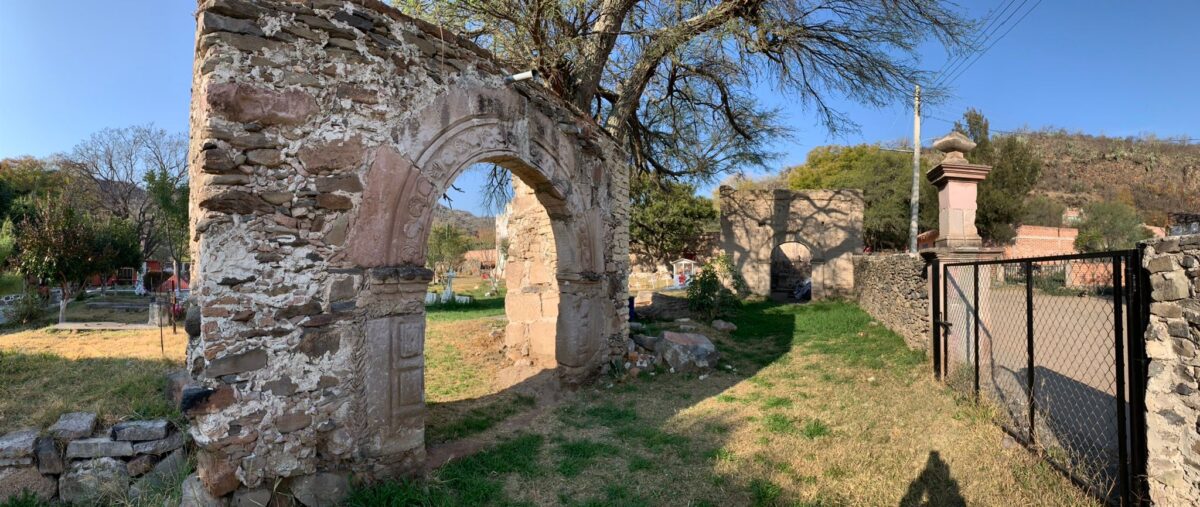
[1009,131,1200,226]
[432,204,496,248]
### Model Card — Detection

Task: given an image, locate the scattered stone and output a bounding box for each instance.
[632,334,662,352]
[49,412,98,441]
[658,331,720,373]
[198,449,240,497]
[126,454,160,477]
[59,457,129,504]
[34,436,63,475]
[166,370,191,407]
[132,431,186,455]
[0,429,39,459]
[291,472,350,507]
[112,419,170,441]
[66,437,134,458]
[711,319,737,332]
[180,473,226,507]
[0,466,56,502]
[628,321,645,331]
[233,487,274,507]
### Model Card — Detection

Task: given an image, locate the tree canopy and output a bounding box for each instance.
[398,0,972,182]
[426,223,473,278]
[1074,201,1152,252]
[629,177,717,268]
[786,145,937,250]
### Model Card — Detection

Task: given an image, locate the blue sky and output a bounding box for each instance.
[2,1,1197,216]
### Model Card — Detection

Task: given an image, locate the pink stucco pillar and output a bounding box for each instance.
[926,132,992,249]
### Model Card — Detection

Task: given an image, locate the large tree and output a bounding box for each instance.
[954,109,1041,244]
[1074,201,1152,253]
[62,125,187,260]
[787,144,937,250]
[629,177,717,268]
[399,0,971,182]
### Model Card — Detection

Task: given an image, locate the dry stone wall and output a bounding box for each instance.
[719,187,864,299]
[852,254,930,350]
[1140,234,1200,505]
[187,0,629,499]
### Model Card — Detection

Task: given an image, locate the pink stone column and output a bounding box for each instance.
[925,132,992,249]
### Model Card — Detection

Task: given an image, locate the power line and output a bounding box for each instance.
[938,0,1043,88]
[930,0,1023,86]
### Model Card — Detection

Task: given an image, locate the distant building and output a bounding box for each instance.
[1004,225,1078,259]
[1168,213,1200,236]
[1062,207,1084,226]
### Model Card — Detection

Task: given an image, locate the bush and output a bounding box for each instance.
[687,255,743,320]
[4,291,46,325]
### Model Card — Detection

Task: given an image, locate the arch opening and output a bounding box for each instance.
[770,241,814,299]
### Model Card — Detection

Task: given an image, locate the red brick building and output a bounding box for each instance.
[1003,225,1078,259]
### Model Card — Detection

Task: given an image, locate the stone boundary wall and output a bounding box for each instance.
[0,415,187,504]
[1140,234,1200,505]
[852,253,930,350]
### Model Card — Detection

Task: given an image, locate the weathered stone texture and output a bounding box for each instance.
[187,0,630,499]
[853,254,930,350]
[719,187,864,299]
[1140,234,1200,506]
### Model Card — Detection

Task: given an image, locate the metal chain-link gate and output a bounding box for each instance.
[931,251,1149,506]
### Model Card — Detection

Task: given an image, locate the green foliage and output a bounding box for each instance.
[630,177,717,268]
[426,223,472,276]
[91,218,143,278]
[13,198,97,295]
[0,219,16,268]
[145,167,189,265]
[954,109,1042,243]
[1074,201,1152,252]
[1022,195,1065,227]
[787,145,938,250]
[686,255,741,320]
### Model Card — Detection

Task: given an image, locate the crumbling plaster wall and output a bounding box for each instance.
[186,0,629,498]
[719,187,864,299]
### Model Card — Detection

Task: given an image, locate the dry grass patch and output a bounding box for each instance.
[0,327,185,433]
[355,301,1099,506]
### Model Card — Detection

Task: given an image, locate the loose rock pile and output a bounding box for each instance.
[621,318,726,376]
[0,413,187,504]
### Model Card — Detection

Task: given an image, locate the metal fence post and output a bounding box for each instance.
[1112,255,1130,505]
[1126,249,1150,504]
[1025,260,1036,446]
[973,264,980,400]
[943,264,950,377]
[931,259,942,380]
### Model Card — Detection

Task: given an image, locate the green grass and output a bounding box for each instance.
[425,297,506,322]
[555,438,620,477]
[761,413,796,434]
[426,394,536,443]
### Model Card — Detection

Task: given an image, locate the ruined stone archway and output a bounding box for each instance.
[185,0,629,498]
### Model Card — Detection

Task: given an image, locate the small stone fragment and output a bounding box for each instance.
[65,437,134,458]
[180,473,226,507]
[291,472,351,507]
[0,429,38,459]
[49,412,98,440]
[59,457,130,504]
[112,419,170,441]
[132,431,186,455]
[34,436,63,475]
[0,466,56,502]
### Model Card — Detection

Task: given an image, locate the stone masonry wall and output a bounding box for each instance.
[186,0,630,500]
[719,187,864,299]
[1140,234,1200,505]
[852,253,930,350]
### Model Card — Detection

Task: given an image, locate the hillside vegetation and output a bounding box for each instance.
[1019,131,1200,226]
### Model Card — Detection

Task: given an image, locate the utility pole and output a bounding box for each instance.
[908,84,922,253]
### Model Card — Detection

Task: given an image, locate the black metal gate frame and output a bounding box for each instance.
[930,250,1150,506]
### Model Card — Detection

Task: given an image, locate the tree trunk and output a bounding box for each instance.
[58,298,67,324]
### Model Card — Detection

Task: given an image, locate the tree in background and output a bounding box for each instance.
[786,145,937,250]
[427,224,472,282]
[630,177,717,269]
[954,109,1041,244]
[90,218,144,293]
[1074,202,1152,252]
[63,125,187,260]
[0,157,73,225]
[399,0,970,190]
[1022,195,1066,227]
[13,199,98,323]
[145,166,190,281]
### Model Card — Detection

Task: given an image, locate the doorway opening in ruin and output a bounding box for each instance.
[421,162,563,444]
[770,242,813,299]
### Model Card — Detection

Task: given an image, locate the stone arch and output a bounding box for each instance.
[770,241,813,294]
[184,0,629,498]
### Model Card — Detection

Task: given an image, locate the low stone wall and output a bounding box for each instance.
[0,414,187,504]
[1140,234,1200,505]
[852,253,930,350]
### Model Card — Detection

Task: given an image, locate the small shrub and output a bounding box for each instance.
[4,292,46,325]
[687,254,743,320]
